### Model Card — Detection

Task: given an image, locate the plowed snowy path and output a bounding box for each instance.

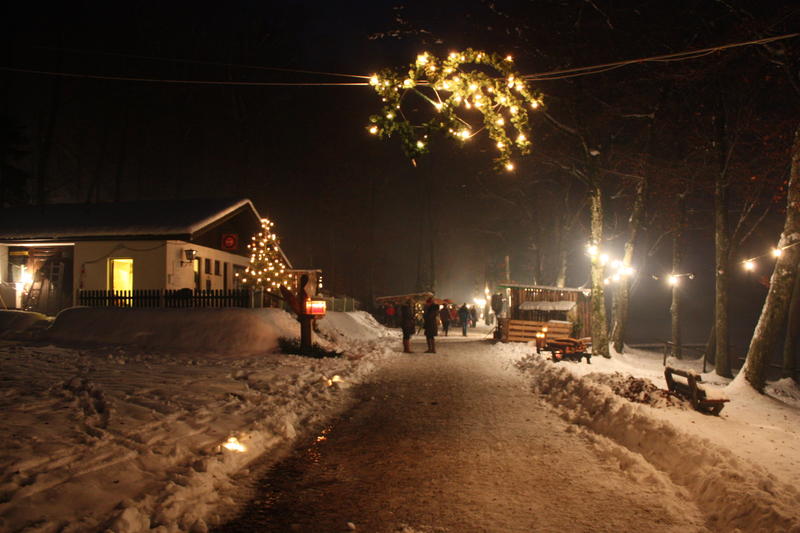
[216,336,706,533]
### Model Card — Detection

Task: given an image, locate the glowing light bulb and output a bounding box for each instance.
[599,254,609,266]
[434,102,443,111]
[772,248,783,258]
[510,105,519,115]
[505,162,514,171]
[531,100,540,109]
[517,133,526,142]
[386,112,395,120]
[668,275,679,286]
[416,53,429,65]
[505,55,513,62]
[459,129,471,139]
[586,244,599,256]
[369,75,379,86]
[495,117,505,126]
[369,126,378,134]
[469,83,478,92]
[416,140,425,149]
[743,260,755,271]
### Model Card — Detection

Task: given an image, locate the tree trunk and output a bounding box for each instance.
[554,246,568,288]
[611,178,646,353]
[714,111,732,378]
[782,266,800,381]
[744,124,800,391]
[589,185,610,358]
[705,324,716,366]
[670,216,684,359]
[671,191,688,358]
[37,61,63,206]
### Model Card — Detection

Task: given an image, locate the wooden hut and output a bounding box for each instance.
[496,283,591,344]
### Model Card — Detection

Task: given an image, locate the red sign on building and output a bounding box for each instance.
[221,234,238,250]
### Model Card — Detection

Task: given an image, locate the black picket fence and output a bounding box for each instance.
[77,289,252,309]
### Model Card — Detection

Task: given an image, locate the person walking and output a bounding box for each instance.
[385,304,397,327]
[458,303,470,336]
[400,300,416,353]
[470,305,478,328]
[423,297,440,353]
[439,305,451,336]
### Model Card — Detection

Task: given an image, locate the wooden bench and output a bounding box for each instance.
[664,366,729,415]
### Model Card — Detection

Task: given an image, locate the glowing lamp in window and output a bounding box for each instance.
[305,298,326,316]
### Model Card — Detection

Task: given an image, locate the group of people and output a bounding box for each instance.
[398,299,480,354]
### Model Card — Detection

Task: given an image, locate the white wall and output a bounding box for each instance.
[0,244,15,308]
[166,241,249,291]
[61,240,250,303]
[0,244,7,283]
[74,241,167,293]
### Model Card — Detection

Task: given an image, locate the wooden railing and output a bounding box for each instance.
[77,289,251,308]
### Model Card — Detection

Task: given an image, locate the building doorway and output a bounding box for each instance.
[109,258,134,291]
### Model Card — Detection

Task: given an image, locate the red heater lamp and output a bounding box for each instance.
[305,298,327,316]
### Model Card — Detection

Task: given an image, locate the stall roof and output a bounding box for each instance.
[496,282,589,293]
[375,292,433,304]
[519,300,577,312]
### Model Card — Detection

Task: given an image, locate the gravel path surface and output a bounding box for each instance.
[216,335,706,533]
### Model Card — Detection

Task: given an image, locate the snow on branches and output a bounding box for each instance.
[367,49,543,171]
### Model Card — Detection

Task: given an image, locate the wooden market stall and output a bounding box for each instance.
[495,283,591,344]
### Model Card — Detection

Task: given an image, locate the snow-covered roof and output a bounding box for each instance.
[519,300,577,312]
[0,198,260,242]
[497,282,589,293]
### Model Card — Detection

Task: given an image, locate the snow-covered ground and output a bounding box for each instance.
[1,308,798,532]
[0,308,397,532]
[504,342,800,532]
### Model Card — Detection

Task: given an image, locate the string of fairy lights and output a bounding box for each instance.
[587,239,798,288]
[234,218,292,290]
[366,49,541,171]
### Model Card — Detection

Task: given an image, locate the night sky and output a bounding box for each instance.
[2,1,798,348]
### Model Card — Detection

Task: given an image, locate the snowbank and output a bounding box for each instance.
[505,344,800,532]
[0,310,396,532]
[0,310,51,339]
[46,307,303,355]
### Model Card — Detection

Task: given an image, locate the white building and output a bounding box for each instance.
[0,198,290,315]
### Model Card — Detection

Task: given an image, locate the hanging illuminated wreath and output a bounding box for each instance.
[367,49,543,171]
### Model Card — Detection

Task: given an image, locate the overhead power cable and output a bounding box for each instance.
[0,66,368,86]
[33,45,371,79]
[3,33,797,87]
[524,33,798,81]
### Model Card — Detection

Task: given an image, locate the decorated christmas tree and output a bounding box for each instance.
[237,218,291,291]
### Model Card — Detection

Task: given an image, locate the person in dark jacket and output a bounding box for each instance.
[423,298,440,353]
[458,303,470,336]
[469,305,478,328]
[439,305,451,336]
[400,300,416,353]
